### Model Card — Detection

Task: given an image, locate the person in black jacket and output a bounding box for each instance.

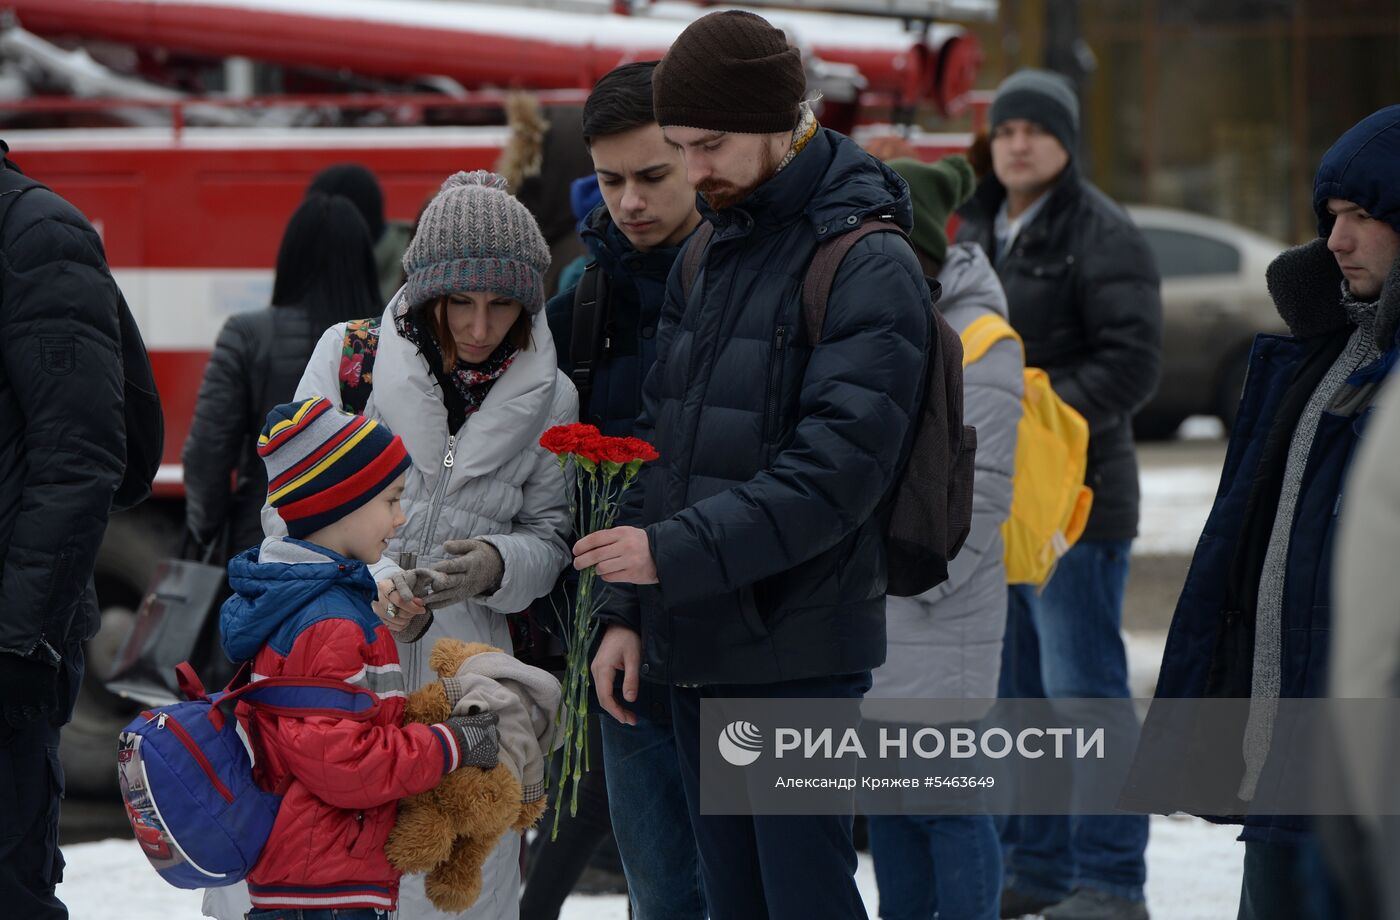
[182,193,381,559]
[575,12,930,919]
[954,71,1162,920]
[525,62,705,920]
[0,143,130,918]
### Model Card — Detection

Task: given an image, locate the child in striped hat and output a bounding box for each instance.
[215,396,501,918]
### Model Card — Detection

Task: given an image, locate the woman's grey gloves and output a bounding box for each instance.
[408,539,505,609]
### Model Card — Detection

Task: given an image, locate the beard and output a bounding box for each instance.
[698,142,783,211]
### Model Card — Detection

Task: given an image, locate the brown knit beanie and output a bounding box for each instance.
[654,10,806,135]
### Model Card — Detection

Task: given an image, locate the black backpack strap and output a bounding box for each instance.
[800,219,907,347]
[569,262,609,415]
[679,221,716,303]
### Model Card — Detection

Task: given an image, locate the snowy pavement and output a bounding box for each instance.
[60,812,1243,919]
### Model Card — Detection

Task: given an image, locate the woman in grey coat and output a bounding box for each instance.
[204,171,576,920]
[866,156,1024,920]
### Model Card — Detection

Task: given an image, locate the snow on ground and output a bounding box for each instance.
[61,813,1242,919]
[1136,465,1220,556]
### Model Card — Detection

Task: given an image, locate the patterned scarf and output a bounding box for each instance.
[397,307,518,425]
[776,103,820,174]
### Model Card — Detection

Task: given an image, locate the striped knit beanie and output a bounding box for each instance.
[401,170,551,314]
[258,397,411,539]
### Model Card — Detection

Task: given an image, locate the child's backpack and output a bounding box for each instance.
[681,219,976,598]
[959,314,1094,587]
[338,317,382,414]
[118,662,380,889]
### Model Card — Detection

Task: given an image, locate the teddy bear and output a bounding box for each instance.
[385,638,550,912]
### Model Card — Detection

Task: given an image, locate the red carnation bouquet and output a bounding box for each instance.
[538,423,658,838]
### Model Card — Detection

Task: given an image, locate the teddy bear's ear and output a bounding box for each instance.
[428,638,474,677]
[428,638,505,676]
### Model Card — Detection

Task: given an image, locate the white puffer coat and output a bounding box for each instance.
[250,291,576,920]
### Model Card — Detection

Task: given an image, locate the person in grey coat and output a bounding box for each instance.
[865,155,1023,920]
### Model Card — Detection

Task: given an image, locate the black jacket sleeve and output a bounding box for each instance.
[0,189,126,660]
[182,312,259,547]
[1049,222,1163,432]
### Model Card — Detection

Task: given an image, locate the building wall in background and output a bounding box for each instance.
[956,0,1400,243]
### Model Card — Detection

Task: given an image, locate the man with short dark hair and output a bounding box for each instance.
[955,69,1162,920]
[577,11,931,918]
[538,60,705,920]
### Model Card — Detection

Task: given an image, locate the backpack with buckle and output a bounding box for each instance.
[680,219,975,597]
[118,663,380,889]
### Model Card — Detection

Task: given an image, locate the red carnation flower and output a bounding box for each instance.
[573,434,610,466]
[539,423,602,456]
[620,437,659,463]
[597,437,637,465]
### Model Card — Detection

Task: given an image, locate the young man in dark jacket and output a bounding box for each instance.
[533,61,705,920]
[576,12,930,918]
[1138,105,1400,920]
[0,142,131,918]
[954,70,1163,920]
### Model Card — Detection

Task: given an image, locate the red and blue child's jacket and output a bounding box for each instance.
[220,537,466,912]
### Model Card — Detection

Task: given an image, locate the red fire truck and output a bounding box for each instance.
[9,0,986,793]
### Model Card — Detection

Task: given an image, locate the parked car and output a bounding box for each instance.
[1127,205,1288,439]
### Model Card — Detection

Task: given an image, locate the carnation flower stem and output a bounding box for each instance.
[546,443,648,841]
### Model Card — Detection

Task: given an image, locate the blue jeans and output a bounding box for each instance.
[599,709,706,920]
[246,910,387,919]
[869,814,1002,920]
[670,672,872,920]
[997,539,1148,903]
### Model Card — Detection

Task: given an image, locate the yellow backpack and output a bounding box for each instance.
[960,314,1094,586]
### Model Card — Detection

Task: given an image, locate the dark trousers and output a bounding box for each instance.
[1237,837,1345,920]
[670,672,872,920]
[520,712,620,920]
[0,641,83,920]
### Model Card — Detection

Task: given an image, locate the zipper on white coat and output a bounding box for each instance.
[407,433,457,688]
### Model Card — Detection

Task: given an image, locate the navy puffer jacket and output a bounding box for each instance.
[546,205,683,437]
[610,128,931,687]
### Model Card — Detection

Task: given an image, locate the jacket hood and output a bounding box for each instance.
[220,537,377,662]
[697,127,913,238]
[1266,238,1400,348]
[579,203,688,282]
[937,242,1009,324]
[1313,105,1400,237]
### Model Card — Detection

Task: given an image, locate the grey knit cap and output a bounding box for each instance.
[990,69,1080,158]
[401,170,551,314]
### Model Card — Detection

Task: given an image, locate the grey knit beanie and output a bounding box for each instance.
[990,69,1080,158]
[401,170,551,314]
